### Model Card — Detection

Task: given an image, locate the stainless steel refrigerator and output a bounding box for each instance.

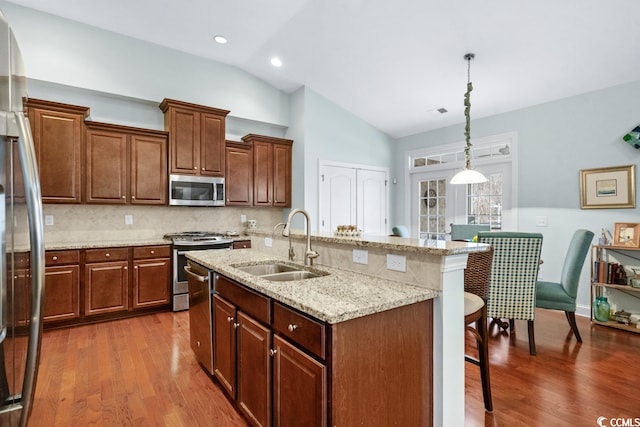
[0,8,45,427]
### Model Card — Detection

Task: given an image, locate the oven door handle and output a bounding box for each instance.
[184,265,209,282]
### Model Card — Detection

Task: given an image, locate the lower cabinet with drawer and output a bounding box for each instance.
[132,245,171,309]
[43,244,171,328]
[213,273,326,427]
[44,250,80,323]
[84,247,130,316]
[209,270,433,427]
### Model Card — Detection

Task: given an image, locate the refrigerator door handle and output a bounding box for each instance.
[14,111,45,427]
[0,136,5,346]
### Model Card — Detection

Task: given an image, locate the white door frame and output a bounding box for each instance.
[404,132,519,235]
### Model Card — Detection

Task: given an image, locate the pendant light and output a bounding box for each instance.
[450,53,488,185]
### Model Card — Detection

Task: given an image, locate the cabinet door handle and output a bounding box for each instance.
[233,322,240,329]
[201,167,205,171]
[122,196,126,199]
[132,195,136,199]
[124,266,128,270]
[194,166,198,170]
[288,324,298,332]
[269,349,277,357]
[227,316,234,323]
[134,266,138,269]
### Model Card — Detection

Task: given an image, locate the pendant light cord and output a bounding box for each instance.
[464,54,474,170]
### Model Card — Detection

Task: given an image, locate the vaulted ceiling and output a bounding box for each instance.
[7,0,640,138]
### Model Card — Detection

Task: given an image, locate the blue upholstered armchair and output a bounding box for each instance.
[477,231,543,355]
[535,229,594,342]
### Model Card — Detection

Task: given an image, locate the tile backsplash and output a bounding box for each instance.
[43,204,284,244]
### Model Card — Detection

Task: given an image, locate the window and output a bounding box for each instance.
[407,132,516,237]
[467,172,503,230]
[418,178,447,239]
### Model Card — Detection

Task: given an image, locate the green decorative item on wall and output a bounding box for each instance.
[622,125,640,150]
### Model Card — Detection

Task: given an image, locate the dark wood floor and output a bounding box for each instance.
[465,309,640,426]
[29,309,639,426]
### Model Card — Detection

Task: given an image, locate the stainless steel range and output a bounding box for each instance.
[164,231,233,311]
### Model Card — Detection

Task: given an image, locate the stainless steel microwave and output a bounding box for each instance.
[169,175,225,206]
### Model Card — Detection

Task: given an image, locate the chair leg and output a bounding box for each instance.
[528,320,536,355]
[565,311,583,342]
[509,318,515,332]
[477,308,493,412]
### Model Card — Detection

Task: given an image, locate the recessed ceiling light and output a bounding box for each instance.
[270,57,283,67]
[213,35,228,44]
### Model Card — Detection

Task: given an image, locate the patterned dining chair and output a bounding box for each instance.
[464,247,494,412]
[535,229,594,342]
[477,232,543,355]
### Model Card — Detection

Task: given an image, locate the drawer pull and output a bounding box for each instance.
[105,253,110,257]
[150,250,155,254]
[269,349,277,357]
[52,256,58,261]
[288,324,298,332]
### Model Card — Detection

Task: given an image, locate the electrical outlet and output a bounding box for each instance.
[45,215,54,226]
[264,237,273,247]
[387,254,406,272]
[125,214,133,225]
[535,216,548,227]
[352,249,368,265]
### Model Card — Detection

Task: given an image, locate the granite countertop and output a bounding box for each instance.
[247,229,489,256]
[185,249,439,324]
[44,235,251,251]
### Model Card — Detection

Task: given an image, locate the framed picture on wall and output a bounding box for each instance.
[613,222,640,247]
[580,164,636,209]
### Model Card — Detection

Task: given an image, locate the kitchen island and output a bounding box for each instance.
[187,234,488,426]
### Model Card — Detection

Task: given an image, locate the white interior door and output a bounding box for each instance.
[357,169,387,235]
[319,162,389,235]
[319,165,356,233]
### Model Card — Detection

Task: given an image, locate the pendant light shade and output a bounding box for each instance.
[450,168,488,185]
[450,53,487,185]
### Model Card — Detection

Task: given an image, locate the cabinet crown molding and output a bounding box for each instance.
[24,97,90,118]
[159,98,230,117]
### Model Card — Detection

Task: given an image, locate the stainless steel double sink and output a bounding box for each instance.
[232,261,328,282]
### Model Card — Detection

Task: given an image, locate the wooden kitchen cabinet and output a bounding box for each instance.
[242,134,293,207]
[225,141,253,206]
[205,270,432,426]
[84,247,129,316]
[272,335,326,427]
[44,250,80,323]
[25,98,89,204]
[213,295,237,397]
[160,98,229,177]
[85,122,168,205]
[132,245,171,309]
[214,275,272,427]
[272,302,327,426]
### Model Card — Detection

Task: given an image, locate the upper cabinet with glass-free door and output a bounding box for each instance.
[25,98,90,204]
[160,98,230,177]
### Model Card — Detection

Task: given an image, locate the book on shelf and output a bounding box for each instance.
[593,260,626,285]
